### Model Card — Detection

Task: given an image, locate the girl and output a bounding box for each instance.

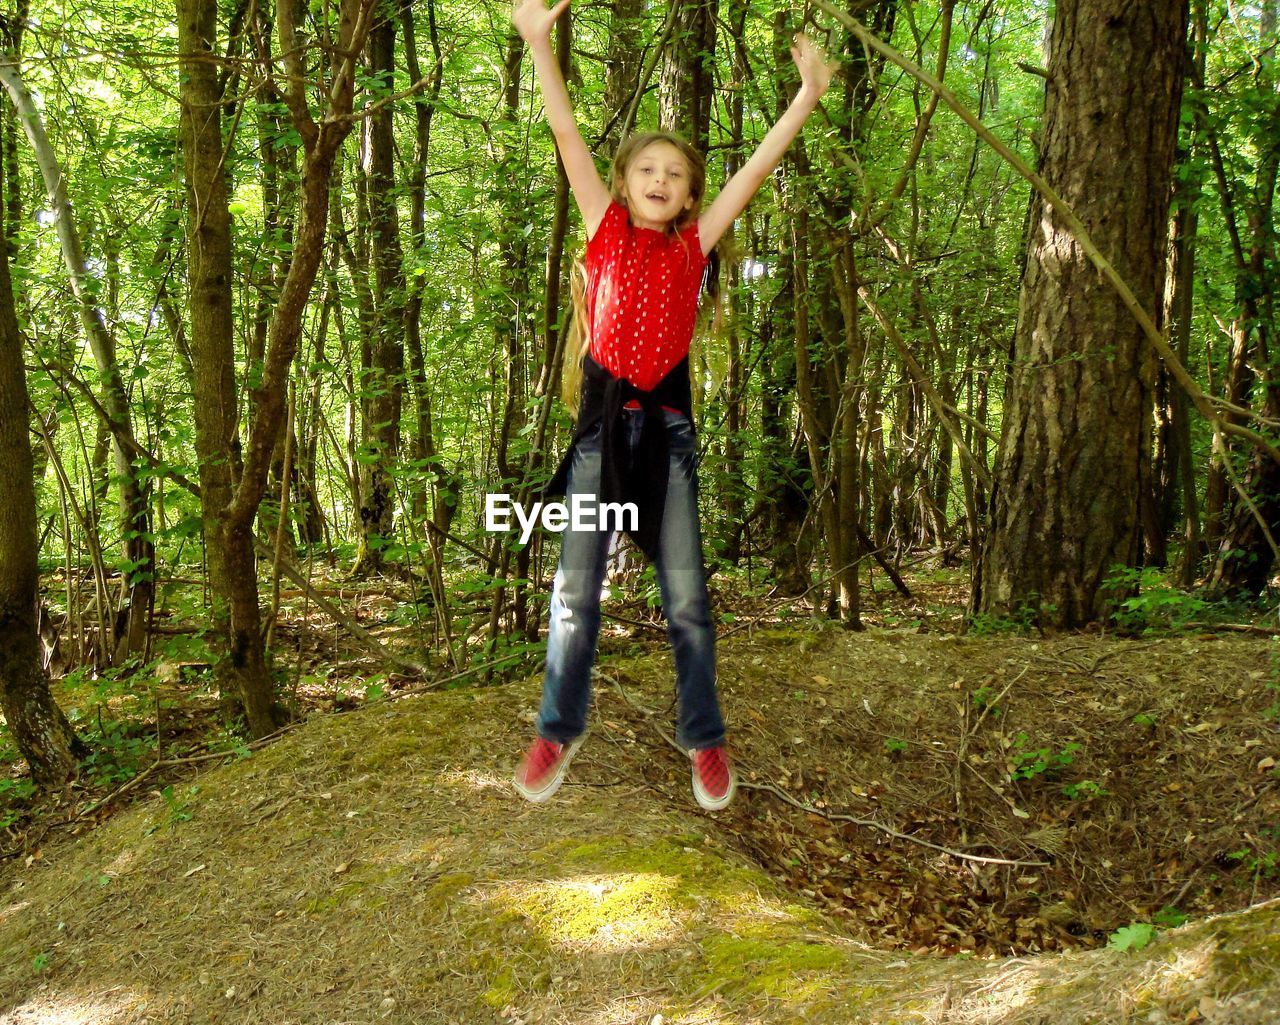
[511,0,834,810]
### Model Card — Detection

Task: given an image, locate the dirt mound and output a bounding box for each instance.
[2,626,1277,1023]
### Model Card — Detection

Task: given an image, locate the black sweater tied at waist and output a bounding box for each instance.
[543,350,694,561]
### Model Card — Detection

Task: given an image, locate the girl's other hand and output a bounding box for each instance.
[791,31,836,101]
[512,0,571,45]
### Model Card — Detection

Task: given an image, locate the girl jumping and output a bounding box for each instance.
[511,0,834,810]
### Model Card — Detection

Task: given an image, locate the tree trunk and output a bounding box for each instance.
[603,0,643,156]
[0,54,154,665]
[177,0,270,727]
[0,162,87,789]
[1203,0,1280,596]
[976,0,1190,628]
[1165,8,1205,586]
[400,0,444,527]
[355,0,406,576]
[659,0,717,152]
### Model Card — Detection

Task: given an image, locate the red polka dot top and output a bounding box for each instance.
[584,199,707,410]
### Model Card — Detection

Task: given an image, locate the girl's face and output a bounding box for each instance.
[623,141,695,230]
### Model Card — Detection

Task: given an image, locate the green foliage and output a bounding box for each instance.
[1009,732,1081,782]
[78,721,155,788]
[883,736,908,755]
[971,686,1002,717]
[1107,921,1156,952]
[1107,905,1190,953]
[1225,826,1280,879]
[205,723,254,761]
[142,784,198,835]
[1103,566,1210,634]
[1152,905,1190,929]
[1061,779,1109,801]
[966,597,1056,636]
[0,776,38,829]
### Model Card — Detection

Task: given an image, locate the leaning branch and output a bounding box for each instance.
[812,0,1280,467]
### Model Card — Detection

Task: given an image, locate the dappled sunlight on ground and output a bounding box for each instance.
[575,999,758,1025]
[1147,939,1216,997]
[1,987,141,1024]
[0,898,31,925]
[480,871,688,953]
[432,766,512,794]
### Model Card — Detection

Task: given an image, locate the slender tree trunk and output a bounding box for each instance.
[659,0,717,152]
[717,0,748,564]
[0,4,26,276]
[177,0,268,726]
[355,0,406,576]
[401,0,444,525]
[214,0,372,737]
[603,0,643,156]
[1165,26,1204,585]
[976,0,1190,628]
[1204,0,1280,596]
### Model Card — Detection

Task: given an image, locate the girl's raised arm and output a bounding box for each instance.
[513,0,613,239]
[698,33,836,257]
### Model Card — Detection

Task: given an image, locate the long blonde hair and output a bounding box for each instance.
[560,130,724,416]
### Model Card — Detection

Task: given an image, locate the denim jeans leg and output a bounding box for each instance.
[653,410,725,752]
[535,428,615,744]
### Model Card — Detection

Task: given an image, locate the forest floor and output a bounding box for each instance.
[2,564,1279,1023]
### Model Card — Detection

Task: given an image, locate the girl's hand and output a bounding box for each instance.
[512,0,571,46]
[791,31,836,101]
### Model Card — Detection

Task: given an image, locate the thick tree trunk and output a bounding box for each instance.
[976,0,1190,628]
[0,167,87,789]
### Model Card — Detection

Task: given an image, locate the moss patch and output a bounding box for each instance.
[491,871,686,950]
[700,933,850,1002]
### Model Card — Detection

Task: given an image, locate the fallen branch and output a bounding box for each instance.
[250,535,430,677]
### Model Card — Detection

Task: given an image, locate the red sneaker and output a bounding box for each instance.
[690,744,735,811]
[512,734,586,803]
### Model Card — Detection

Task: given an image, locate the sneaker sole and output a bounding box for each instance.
[512,733,586,804]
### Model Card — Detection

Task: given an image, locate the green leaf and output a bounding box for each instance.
[1107,922,1156,952]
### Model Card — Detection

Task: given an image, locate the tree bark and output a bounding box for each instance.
[603,0,643,156]
[355,0,406,576]
[659,0,717,152]
[0,160,87,789]
[0,54,154,664]
[976,0,1190,628]
[177,0,275,729]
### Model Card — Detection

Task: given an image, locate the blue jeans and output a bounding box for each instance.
[536,407,726,752]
